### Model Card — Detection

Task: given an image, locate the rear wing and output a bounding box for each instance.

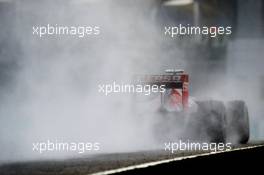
[133,70,189,111]
[134,73,188,89]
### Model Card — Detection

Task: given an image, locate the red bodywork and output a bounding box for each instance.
[135,71,189,112]
[163,73,189,111]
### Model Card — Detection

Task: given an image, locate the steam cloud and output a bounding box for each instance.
[0,0,263,164]
[0,0,184,163]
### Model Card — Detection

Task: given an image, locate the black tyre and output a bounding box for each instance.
[189,100,226,143]
[225,100,249,144]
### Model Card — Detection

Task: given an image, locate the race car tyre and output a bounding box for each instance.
[193,100,227,143]
[225,100,249,144]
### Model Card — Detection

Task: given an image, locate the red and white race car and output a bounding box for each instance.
[134,69,249,144]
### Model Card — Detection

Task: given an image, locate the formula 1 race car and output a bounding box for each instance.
[134,69,249,144]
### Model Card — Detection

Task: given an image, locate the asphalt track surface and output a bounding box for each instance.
[0,141,263,175]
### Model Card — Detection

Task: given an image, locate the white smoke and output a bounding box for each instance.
[0,0,184,163]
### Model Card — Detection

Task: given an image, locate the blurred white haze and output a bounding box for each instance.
[0,0,264,163]
[0,0,185,163]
